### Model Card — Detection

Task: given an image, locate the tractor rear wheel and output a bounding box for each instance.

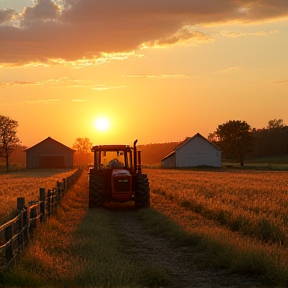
[135,174,150,208]
[89,174,104,208]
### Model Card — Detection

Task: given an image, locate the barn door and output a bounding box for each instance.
[39,156,65,168]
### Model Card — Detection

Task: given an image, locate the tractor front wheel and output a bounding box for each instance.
[135,174,150,208]
[89,174,104,208]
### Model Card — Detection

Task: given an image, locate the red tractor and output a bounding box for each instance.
[88,140,150,208]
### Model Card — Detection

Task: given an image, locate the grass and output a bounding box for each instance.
[0,163,24,173]
[223,155,288,170]
[147,169,288,245]
[0,169,76,225]
[146,168,288,286]
[149,194,288,286]
[1,173,171,288]
[2,168,288,287]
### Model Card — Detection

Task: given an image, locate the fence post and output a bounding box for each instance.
[5,225,13,263]
[17,197,25,210]
[39,188,45,222]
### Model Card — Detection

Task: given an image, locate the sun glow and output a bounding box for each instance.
[94,117,110,131]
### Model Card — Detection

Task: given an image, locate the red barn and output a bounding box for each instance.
[25,137,75,169]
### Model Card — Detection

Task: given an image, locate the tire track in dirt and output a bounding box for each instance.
[106,204,263,288]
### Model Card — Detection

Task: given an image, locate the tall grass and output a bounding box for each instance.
[0,169,76,224]
[147,169,288,245]
[145,168,288,285]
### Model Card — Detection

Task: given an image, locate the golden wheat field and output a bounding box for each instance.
[0,169,77,225]
[146,169,288,246]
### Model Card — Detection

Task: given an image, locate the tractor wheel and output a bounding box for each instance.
[89,174,104,208]
[135,174,150,208]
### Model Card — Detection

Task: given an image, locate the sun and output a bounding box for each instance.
[94,117,110,131]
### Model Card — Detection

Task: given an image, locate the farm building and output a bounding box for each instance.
[161,133,222,168]
[25,137,75,169]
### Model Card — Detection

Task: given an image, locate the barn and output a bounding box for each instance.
[25,137,75,169]
[161,133,222,168]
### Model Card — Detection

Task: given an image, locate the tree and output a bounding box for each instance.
[72,137,93,166]
[214,120,254,166]
[207,132,218,143]
[267,119,285,129]
[0,115,21,172]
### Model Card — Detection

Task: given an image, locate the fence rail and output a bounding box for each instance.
[0,168,82,271]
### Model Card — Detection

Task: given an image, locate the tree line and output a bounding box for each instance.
[1,114,287,171]
[208,119,288,166]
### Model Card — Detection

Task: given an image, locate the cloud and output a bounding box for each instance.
[0,0,287,66]
[0,77,88,88]
[124,74,189,79]
[0,8,16,24]
[92,85,126,91]
[23,0,60,22]
[0,80,38,87]
[0,98,61,106]
[143,27,213,48]
[220,30,279,37]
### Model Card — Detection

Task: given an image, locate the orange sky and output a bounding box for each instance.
[1,0,287,148]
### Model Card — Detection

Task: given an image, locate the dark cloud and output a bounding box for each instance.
[0,8,16,24]
[23,0,60,22]
[0,0,287,66]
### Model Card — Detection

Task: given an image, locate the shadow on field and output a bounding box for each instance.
[104,201,137,212]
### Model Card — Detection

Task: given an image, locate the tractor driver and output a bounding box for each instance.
[107,158,124,168]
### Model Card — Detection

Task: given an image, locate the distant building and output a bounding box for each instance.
[161,133,222,168]
[25,137,75,169]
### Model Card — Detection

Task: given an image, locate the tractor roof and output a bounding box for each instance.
[91,144,132,152]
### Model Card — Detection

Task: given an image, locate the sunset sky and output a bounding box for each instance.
[1,0,287,148]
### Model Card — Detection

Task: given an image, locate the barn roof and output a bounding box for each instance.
[161,133,221,161]
[25,137,75,152]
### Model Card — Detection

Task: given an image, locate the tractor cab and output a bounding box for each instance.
[91,141,141,174]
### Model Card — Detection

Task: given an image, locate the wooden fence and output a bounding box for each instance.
[0,168,82,271]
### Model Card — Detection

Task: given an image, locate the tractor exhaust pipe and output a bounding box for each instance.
[137,150,142,174]
[133,139,138,172]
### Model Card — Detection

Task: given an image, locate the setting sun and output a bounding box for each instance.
[95,118,110,132]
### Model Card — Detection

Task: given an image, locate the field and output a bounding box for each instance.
[1,168,288,287]
[146,168,288,283]
[147,169,288,245]
[0,169,77,225]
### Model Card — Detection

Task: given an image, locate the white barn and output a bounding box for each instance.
[161,133,222,168]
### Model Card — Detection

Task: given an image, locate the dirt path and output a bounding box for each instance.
[106,205,264,288]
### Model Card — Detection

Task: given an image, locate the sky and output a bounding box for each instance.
[0,0,287,148]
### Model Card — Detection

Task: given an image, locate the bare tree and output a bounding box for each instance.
[0,115,21,172]
[72,137,93,166]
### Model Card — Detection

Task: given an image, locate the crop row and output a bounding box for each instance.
[146,169,288,246]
